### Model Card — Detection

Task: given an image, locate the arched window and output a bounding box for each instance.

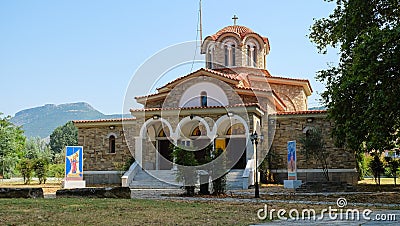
[247,45,251,66]
[191,124,206,136]
[252,48,257,67]
[246,41,258,67]
[157,127,170,137]
[109,135,116,153]
[158,129,166,137]
[206,48,213,69]
[191,126,201,136]
[224,41,237,67]
[231,44,236,66]
[226,123,246,135]
[200,91,207,107]
[224,45,229,66]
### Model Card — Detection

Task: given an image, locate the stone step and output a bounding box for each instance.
[130,170,181,189]
[226,170,244,190]
[130,169,246,190]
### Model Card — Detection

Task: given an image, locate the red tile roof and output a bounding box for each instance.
[211,25,254,40]
[213,67,272,77]
[73,118,136,124]
[130,103,263,113]
[268,75,310,83]
[266,76,313,93]
[275,110,327,115]
[136,67,312,101]
[209,25,269,44]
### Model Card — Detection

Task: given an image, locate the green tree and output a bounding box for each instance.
[310,1,400,155]
[0,113,26,178]
[49,121,78,154]
[299,127,330,181]
[171,145,198,196]
[24,137,53,161]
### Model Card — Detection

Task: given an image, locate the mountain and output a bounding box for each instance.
[309,106,327,111]
[10,102,131,138]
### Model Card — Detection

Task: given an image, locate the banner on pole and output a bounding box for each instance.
[65,146,83,180]
[287,141,297,180]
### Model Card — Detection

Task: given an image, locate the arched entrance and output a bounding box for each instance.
[214,115,249,170]
[176,116,212,164]
[156,127,174,170]
[225,123,247,169]
[139,118,174,170]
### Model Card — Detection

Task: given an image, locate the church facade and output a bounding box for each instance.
[74,24,358,188]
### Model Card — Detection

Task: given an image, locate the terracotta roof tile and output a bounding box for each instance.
[130,103,262,113]
[267,76,313,93]
[209,25,269,44]
[213,67,272,77]
[73,118,136,124]
[275,110,327,115]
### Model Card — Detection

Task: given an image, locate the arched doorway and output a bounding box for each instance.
[225,123,247,169]
[190,124,211,164]
[157,127,173,170]
[176,116,212,164]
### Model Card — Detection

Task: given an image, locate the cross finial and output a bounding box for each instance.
[232,15,238,25]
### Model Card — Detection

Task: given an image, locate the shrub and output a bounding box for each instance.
[368,153,385,185]
[48,163,65,179]
[17,158,33,184]
[171,145,198,196]
[33,158,49,184]
[210,148,227,195]
[123,156,136,171]
[356,152,369,180]
[384,157,400,186]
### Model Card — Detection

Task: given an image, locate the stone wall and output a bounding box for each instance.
[269,84,307,111]
[84,172,123,185]
[161,76,243,109]
[77,124,133,171]
[270,113,358,184]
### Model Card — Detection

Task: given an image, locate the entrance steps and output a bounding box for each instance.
[129,170,182,189]
[226,169,245,190]
[129,169,246,190]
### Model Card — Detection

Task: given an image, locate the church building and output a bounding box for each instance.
[74,22,357,189]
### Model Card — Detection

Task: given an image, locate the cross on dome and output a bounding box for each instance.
[232,15,238,25]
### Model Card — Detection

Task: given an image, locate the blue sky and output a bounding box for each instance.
[0,0,338,116]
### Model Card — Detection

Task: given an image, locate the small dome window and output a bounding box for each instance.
[200,91,207,107]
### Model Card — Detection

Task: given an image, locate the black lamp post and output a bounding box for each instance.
[250,131,263,198]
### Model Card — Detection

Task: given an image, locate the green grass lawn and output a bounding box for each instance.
[359,177,397,185]
[0,198,270,225]
[1,178,398,225]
